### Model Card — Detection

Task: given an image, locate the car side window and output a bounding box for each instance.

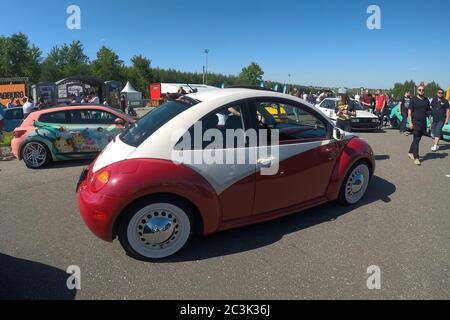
[176,103,246,150]
[255,100,328,144]
[70,109,117,125]
[39,111,69,124]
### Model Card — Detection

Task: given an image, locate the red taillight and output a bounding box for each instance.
[90,170,110,193]
[13,130,26,138]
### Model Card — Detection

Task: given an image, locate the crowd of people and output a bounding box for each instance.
[290,85,449,166]
[1,84,449,166]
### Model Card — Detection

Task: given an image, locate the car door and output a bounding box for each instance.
[67,109,123,153]
[35,110,73,154]
[249,98,339,215]
[174,100,256,221]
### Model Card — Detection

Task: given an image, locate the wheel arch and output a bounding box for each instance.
[112,192,205,241]
[326,138,375,201]
[19,137,56,162]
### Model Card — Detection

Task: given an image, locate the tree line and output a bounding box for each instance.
[0,33,445,99]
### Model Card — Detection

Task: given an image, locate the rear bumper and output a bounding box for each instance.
[77,169,125,242]
[11,138,21,159]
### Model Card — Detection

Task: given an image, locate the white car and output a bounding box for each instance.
[316,98,380,131]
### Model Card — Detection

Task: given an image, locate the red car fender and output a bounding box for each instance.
[99,159,222,236]
[325,137,375,201]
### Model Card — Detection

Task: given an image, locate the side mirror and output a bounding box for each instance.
[333,127,345,141]
[114,118,125,126]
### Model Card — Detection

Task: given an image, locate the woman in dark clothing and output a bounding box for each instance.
[335,88,356,132]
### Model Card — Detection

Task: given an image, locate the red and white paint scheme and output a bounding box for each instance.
[77,88,375,260]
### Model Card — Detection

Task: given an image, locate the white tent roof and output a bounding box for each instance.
[121,81,140,93]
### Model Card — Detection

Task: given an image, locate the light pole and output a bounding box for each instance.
[204,49,209,84]
[288,74,291,93]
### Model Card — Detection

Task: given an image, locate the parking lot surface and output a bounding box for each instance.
[0,129,449,299]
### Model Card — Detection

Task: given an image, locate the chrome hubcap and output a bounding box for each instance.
[23,143,46,167]
[136,210,180,248]
[351,173,364,194]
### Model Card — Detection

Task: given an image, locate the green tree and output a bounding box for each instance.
[0,33,42,83]
[392,80,416,99]
[60,41,90,77]
[40,47,63,82]
[239,62,264,85]
[40,41,90,81]
[128,55,152,96]
[91,46,125,82]
[425,81,440,98]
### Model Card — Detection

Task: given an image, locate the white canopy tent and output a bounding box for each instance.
[121,81,142,101]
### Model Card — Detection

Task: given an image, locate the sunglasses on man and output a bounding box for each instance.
[437,91,443,95]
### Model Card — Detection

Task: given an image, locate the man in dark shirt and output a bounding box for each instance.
[430,88,450,151]
[407,85,431,165]
[398,90,411,134]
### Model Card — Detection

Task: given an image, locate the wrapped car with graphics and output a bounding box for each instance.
[77,88,376,260]
[11,105,134,168]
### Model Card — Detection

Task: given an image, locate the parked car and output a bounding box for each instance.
[77,88,376,260]
[316,98,380,131]
[11,105,134,168]
[2,107,25,132]
[389,104,431,135]
[442,122,450,140]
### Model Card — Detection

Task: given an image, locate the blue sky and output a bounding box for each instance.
[2,0,449,88]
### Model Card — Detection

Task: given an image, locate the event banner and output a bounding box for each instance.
[0,83,26,106]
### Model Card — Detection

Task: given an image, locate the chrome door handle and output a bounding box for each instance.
[257,157,275,167]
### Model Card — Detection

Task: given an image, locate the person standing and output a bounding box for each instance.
[334,88,356,132]
[430,88,450,151]
[408,85,431,165]
[22,96,34,119]
[120,94,127,113]
[398,90,412,135]
[7,98,15,109]
[360,89,372,111]
[89,91,100,104]
[375,89,387,129]
[37,97,47,110]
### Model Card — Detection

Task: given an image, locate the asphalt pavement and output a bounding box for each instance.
[0,128,449,300]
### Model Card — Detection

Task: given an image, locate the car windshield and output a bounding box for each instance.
[120,97,199,147]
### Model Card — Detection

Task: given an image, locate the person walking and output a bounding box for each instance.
[407,85,431,165]
[334,88,356,132]
[398,90,412,135]
[430,88,450,151]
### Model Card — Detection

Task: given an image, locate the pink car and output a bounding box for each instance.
[12,105,134,168]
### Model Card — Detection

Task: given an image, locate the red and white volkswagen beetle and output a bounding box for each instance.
[77,88,375,260]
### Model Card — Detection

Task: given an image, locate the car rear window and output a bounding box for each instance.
[120,97,199,147]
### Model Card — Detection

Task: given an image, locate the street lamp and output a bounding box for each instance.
[288,74,291,93]
[204,49,209,84]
